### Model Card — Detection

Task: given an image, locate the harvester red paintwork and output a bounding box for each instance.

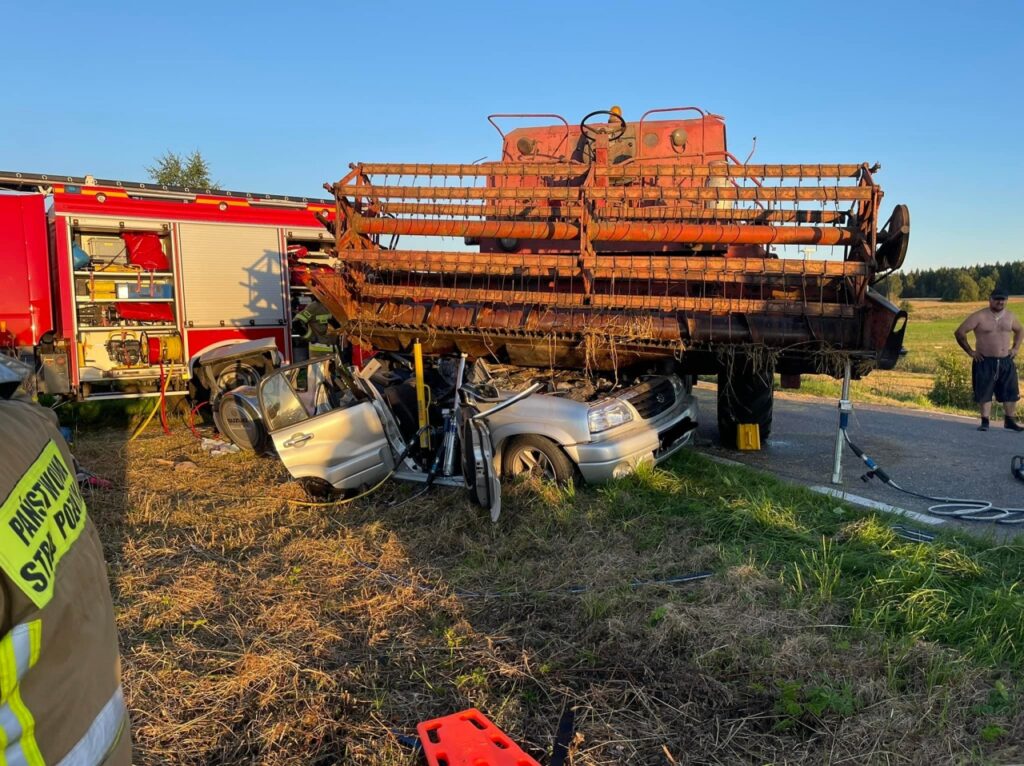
[308,106,909,440]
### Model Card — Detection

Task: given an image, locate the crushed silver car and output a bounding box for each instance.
[255,355,698,519]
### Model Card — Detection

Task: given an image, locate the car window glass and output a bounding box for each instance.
[264,359,358,431]
[262,372,308,431]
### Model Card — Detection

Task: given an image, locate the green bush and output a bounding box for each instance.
[928,352,974,408]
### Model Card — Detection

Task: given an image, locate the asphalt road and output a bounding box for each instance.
[692,386,1024,537]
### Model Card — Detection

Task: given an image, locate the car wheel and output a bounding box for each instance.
[501,435,575,484]
[214,361,261,394]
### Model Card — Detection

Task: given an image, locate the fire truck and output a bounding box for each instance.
[0,171,338,401]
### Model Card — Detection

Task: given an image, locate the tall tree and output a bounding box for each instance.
[887,273,903,301]
[146,150,218,189]
[903,272,916,296]
[978,274,996,298]
[943,272,980,302]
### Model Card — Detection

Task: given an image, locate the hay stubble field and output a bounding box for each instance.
[75,420,1024,765]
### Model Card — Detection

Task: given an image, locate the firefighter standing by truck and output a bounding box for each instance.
[0,356,130,765]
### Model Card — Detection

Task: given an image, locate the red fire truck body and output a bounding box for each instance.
[0,172,335,399]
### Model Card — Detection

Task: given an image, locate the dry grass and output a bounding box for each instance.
[74,426,1020,765]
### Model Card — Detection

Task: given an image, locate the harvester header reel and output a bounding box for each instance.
[310,107,909,372]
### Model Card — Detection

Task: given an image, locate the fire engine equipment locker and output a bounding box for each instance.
[177,223,286,328]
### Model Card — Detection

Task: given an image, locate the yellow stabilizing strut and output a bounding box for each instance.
[413,340,430,449]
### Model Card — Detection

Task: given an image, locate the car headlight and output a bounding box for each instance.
[588,398,633,433]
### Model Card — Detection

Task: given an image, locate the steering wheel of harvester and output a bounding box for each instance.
[579,110,627,141]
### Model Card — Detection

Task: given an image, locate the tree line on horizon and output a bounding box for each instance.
[881,262,1024,302]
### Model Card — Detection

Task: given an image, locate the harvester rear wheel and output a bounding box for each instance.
[717,364,774,449]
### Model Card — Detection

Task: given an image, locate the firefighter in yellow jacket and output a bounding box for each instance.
[0,356,130,765]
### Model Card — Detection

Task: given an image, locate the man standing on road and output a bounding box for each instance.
[0,356,131,764]
[954,289,1024,431]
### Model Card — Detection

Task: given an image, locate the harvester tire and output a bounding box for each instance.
[717,365,773,449]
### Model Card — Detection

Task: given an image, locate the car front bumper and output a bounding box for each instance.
[572,397,698,483]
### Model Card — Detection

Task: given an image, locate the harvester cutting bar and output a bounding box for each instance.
[341,250,868,280]
[353,282,856,317]
[350,214,859,246]
[336,183,871,203]
[353,162,864,178]
[372,201,848,224]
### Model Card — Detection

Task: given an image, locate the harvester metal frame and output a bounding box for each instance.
[304,107,909,445]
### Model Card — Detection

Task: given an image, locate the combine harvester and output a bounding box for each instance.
[308,106,909,446]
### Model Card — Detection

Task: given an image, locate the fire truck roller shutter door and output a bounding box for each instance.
[176,223,286,328]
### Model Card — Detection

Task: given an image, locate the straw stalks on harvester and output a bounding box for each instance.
[307,106,910,445]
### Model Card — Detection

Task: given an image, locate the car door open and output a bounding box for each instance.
[258,357,395,491]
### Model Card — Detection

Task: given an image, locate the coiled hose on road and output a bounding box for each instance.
[843,429,1024,524]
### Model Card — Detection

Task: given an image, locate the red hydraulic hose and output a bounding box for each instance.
[188,401,209,441]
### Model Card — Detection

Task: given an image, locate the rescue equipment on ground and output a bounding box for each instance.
[736,423,761,450]
[846,428,1024,524]
[417,708,540,766]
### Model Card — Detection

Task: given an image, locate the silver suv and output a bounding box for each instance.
[256,356,698,518]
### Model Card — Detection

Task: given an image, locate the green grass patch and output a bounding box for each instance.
[774,676,858,730]
[604,452,1024,671]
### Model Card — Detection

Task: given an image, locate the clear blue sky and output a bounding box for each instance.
[2,1,1020,269]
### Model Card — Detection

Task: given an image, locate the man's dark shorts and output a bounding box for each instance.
[972,355,1020,403]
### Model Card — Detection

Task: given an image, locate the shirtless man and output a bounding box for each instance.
[954,290,1024,431]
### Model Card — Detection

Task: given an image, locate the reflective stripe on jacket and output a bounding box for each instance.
[0,400,130,765]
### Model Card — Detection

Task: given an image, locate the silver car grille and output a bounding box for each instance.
[623,377,676,420]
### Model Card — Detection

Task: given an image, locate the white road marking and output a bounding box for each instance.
[700,453,944,527]
[809,486,945,526]
[703,454,744,468]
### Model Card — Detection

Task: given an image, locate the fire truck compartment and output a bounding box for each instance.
[177,223,286,328]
